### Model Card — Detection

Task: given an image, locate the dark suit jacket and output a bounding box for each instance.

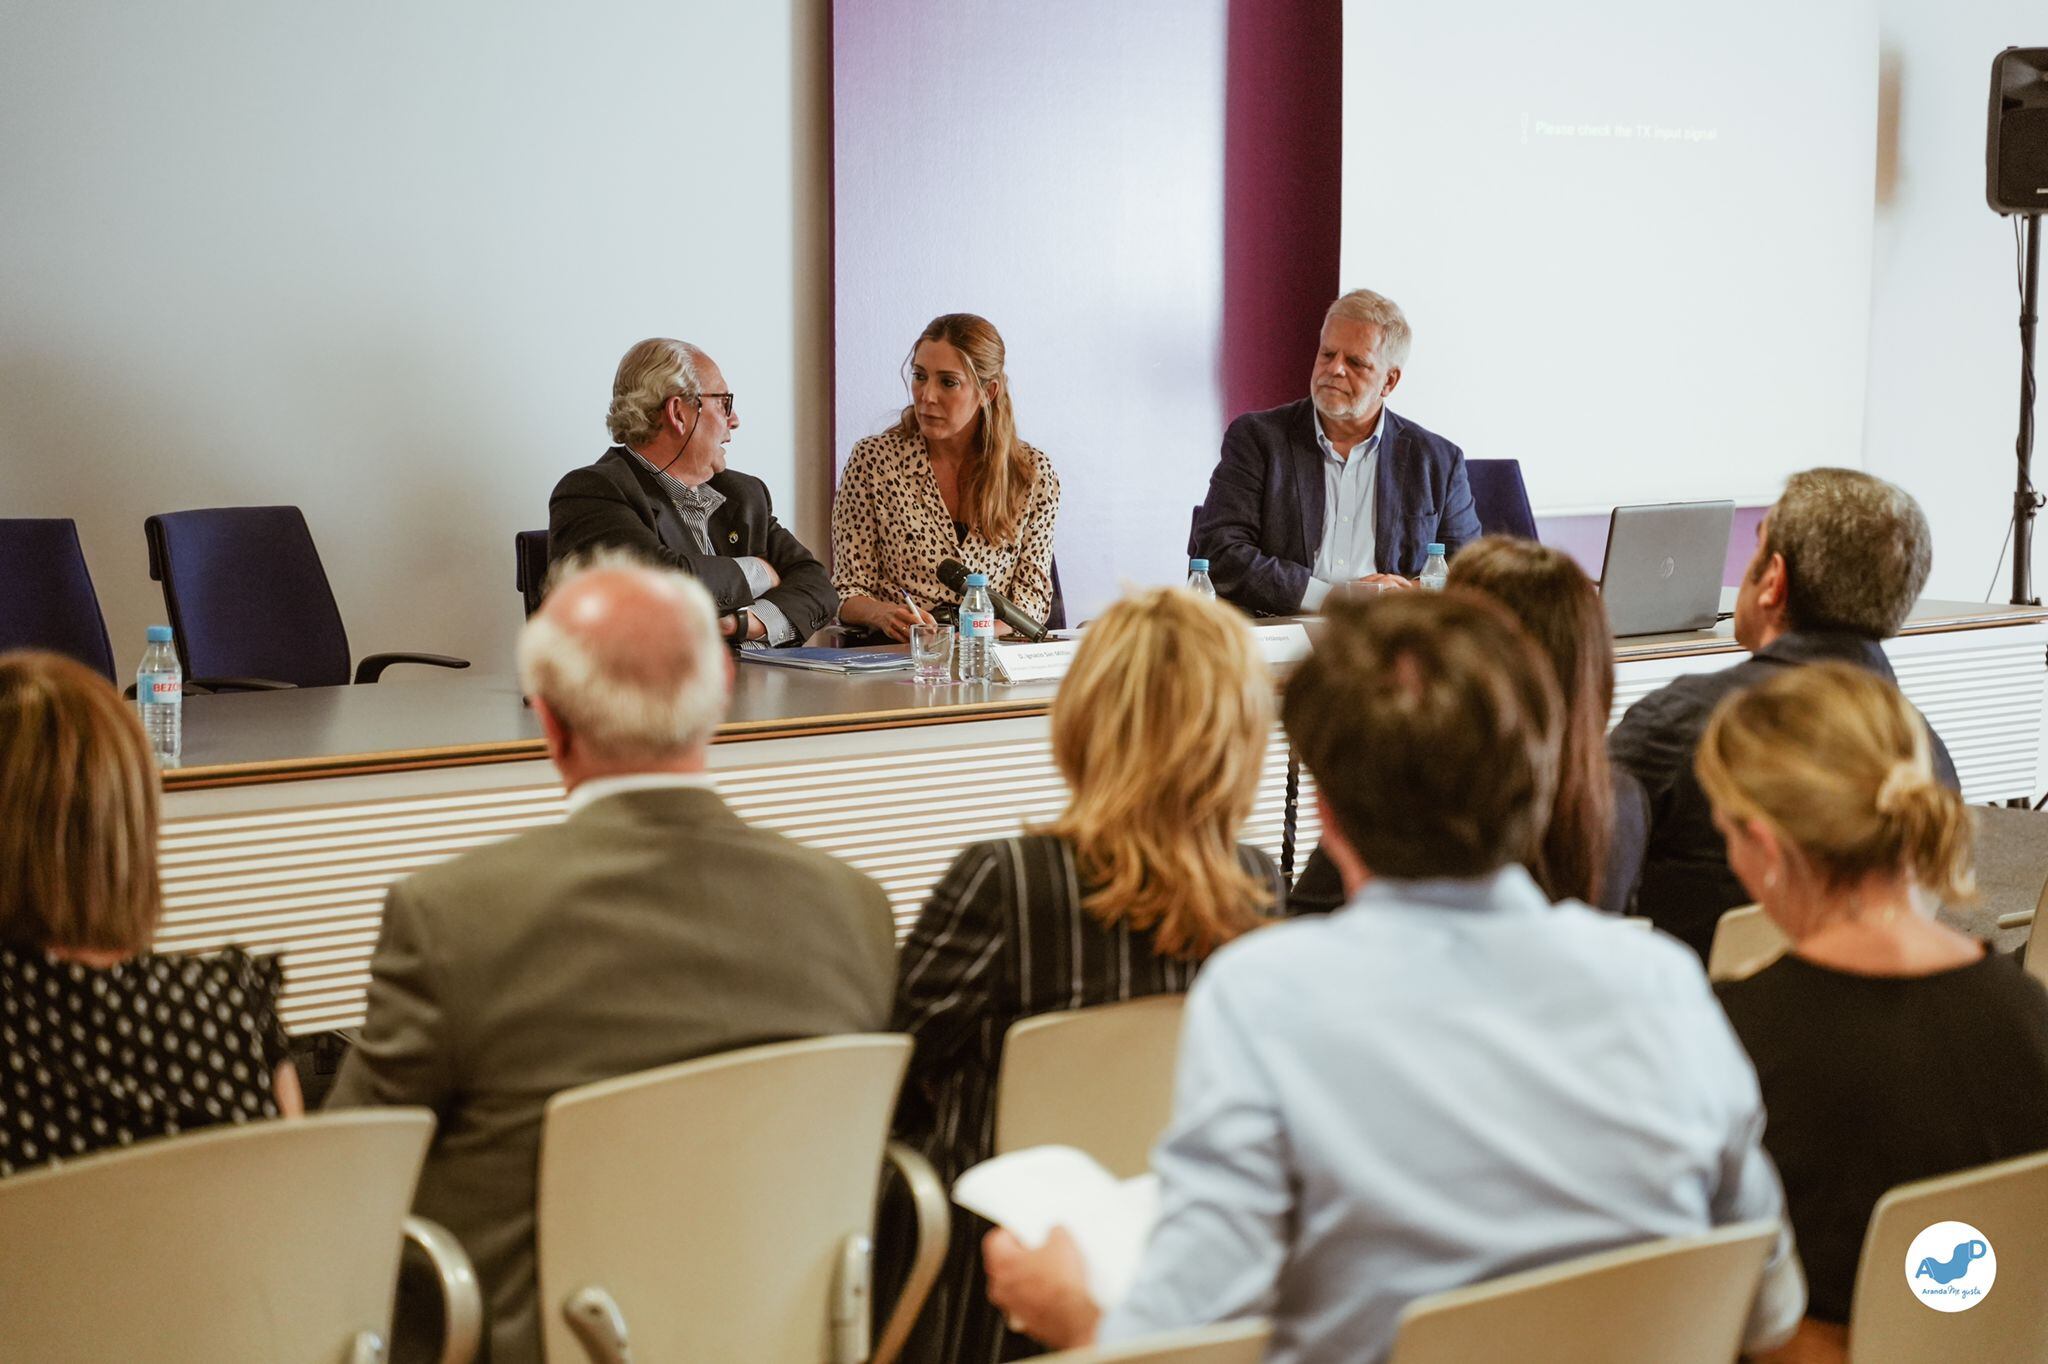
[548,447,838,641]
[1609,630,1960,960]
[1194,399,1481,616]
[328,785,896,1364]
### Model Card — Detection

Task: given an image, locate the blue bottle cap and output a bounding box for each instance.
[1189,558,1210,572]
[1426,543,1445,556]
[146,625,174,643]
[965,572,989,587]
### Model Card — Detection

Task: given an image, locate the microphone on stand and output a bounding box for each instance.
[935,558,1051,643]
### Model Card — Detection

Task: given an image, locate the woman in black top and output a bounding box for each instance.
[891,587,1284,1364]
[1698,662,2048,1360]
[1294,535,1649,914]
[0,652,296,1177]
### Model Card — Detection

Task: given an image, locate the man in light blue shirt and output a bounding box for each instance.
[986,592,1804,1363]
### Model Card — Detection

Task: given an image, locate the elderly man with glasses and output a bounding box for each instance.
[547,337,837,645]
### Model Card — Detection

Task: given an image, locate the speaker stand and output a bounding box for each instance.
[2012,212,2042,607]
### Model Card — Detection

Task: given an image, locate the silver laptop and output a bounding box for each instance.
[1598,501,1735,637]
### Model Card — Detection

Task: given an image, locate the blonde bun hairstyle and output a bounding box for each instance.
[1694,662,1973,903]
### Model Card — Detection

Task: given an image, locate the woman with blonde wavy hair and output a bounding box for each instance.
[834,313,1061,641]
[889,587,1281,1363]
[1701,662,2048,1362]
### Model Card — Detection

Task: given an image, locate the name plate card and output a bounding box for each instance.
[990,638,1084,684]
[1250,622,1313,667]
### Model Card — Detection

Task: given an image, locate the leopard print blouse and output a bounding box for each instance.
[832,428,1062,619]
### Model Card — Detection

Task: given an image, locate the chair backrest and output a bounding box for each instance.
[0,517,117,679]
[1387,1221,1780,1364]
[1706,904,1789,983]
[1466,459,1540,541]
[145,505,353,686]
[536,1034,911,1363]
[2029,873,2048,989]
[1848,1149,2048,1363]
[0,1110,433,1362]
[1035,1320,1272,1362]
[516,529,550,617]
[995,995,1187,1179]
[1045,555,1068,631]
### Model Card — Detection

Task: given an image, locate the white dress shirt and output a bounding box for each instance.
[564,770,716,817]
[1099,865,1802,1364]
[1299,409,1382,611]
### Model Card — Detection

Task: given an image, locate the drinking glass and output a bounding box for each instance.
[909,623,955,684]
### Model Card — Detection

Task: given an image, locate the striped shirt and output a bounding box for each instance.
[890,833,1282,1364]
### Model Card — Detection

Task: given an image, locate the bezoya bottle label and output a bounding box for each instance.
[963,609,996,640]
[138,673,181,705]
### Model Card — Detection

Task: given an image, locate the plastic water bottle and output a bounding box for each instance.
[958,573,996,682]
[1187,558,1217,600]
[135,625,183,766]
[1419,543,1450,591]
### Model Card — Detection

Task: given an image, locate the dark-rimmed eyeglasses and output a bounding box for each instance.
[697,391,736,418]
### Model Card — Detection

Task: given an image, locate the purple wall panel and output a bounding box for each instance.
[1221,0,1343,418]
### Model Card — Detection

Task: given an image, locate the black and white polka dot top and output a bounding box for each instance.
[0,944,289,1177]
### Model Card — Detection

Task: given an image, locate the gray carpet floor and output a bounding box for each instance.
[1950,806,2048,954]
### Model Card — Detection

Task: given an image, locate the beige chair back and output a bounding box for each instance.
[537,1034,937,1364]
[1035,1319,1271,1362]
[996,994,1187,1179]
[1386,1220,1780,1364]
[0,1110,435,1363]
[1706,904,1788,982]
[1848,1149,2048,1363]
[2026,871,2048,988]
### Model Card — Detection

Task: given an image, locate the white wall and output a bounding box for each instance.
[1867,4,2046,604]
[0,2,829,677]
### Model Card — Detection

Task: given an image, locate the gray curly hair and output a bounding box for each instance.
[1763,468,1932,639]
[607,338,702,446]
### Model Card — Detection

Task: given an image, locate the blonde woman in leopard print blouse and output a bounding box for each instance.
[834,314,1061,641]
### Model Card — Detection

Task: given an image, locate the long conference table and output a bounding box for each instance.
[154,599,2048,1035]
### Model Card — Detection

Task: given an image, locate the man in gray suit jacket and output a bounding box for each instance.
[329,554,895,1364]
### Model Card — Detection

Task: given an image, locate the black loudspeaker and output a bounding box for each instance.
[1988,47,2048,214]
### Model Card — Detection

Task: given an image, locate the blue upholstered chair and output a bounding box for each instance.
[515,529,549,618]
[144,506,469,689]
[1045,557,1067,631]
[0,518,117,680]
[1466,459,1540,541]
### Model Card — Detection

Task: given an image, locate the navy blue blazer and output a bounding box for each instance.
[1194,399,1480,617]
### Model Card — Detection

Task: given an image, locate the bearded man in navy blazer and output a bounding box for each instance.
[1195,289,1480,616]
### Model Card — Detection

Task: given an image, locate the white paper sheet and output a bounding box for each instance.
[951,1145,1161,1309]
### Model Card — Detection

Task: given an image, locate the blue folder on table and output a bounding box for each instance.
[738,648,912,675]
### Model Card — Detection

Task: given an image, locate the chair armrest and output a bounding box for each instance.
[872,1141,950,1364]
[190,676,298,694]
[355,653,472,684]
[404,1215,483,1364]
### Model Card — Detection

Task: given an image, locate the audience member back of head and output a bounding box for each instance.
[1291,535,1647,914]
[1701,662,2048,1338]
[326,554,895,1364]
[0,650,296,1177]
[991,591,1802,1363]
[1610,467,1956,958]
[890,585,1282,1364]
